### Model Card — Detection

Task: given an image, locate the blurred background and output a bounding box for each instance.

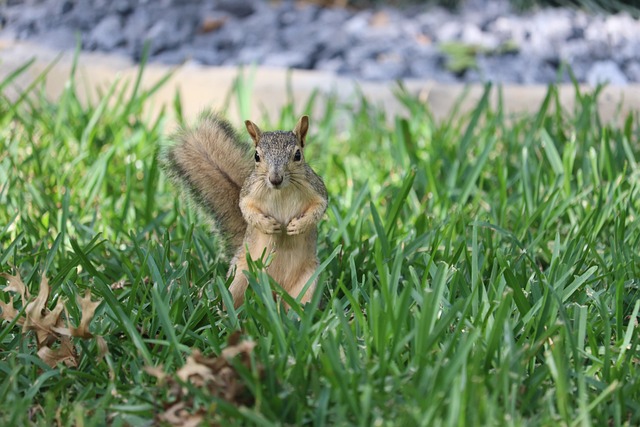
[1,0,639,85]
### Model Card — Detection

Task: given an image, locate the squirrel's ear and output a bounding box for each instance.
[245,120,262,146]
[293,115,309,147]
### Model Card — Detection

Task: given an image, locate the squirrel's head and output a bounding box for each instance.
[245,116,309,190]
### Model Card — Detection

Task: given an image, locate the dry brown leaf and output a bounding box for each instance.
[221,339,256,361]
[23,273,51,327]
[177,353,217,386]
[1,270,106,367]
[1,271,30,304]
[23,274,67,346]
[0,296,21,323]
[144,365,168,384]
[70,290,101,338]
[158,402,205,427]
[150,333,260,424]
[96,336,109,360]
[38,337,77,368]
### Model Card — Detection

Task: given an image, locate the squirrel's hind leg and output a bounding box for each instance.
[229,275,248,309]
[288,261,318,306]
[228,261,249,309]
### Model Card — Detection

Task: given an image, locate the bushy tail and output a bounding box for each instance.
[160,112,253,255]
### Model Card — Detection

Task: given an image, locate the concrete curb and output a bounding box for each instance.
[1,41,639,128]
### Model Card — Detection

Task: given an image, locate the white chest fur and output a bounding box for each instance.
[261,185,308,225]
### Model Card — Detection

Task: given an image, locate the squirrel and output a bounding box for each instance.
[161,113,328,308]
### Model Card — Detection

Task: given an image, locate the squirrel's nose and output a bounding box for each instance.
[269,174,283,187]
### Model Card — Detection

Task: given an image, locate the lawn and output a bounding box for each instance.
[1,58,639,426]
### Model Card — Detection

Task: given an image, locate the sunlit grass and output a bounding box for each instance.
[1,57,639,426]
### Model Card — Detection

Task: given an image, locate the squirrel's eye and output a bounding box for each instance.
[294,149,301,161]
[254,152,260,162]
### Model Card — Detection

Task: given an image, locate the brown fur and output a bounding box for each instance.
[229,116,327,308]
[160,112,254,253]
[162,114,327,308]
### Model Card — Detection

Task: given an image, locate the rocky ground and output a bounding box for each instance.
[1,0,639,85]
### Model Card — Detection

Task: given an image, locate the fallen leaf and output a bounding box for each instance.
[71,290,101,338]
[23,274,66,348]
[221,339,256,361]
[149,333,261,424]
[1,270,106,367]
[1,271,31,304]
[96,336,109,361]
[144,365,167,384]
[38,337,77,368]
[0,296,21,323]
[177,352,217,386]
[158,402,205,427]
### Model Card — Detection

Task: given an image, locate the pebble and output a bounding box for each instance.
[87,16,124,51]
[0,0,639,84]
[587,60,628,86]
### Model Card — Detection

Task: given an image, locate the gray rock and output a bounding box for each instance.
[1,0,639,84]
[460,23,500,49]
[263,51,312,69]
[315,58,344,74]
[487,16,528,46]
[531,9,574,41]
[614,43,640,63]
[239,8,278,45]
[360,53,406,80]
[216,0,256,18]
[145,20,177,54]
[464,68,482,83]
[409,57,457,82]
[112,0,134,16]
[213,21,247,51]
[136,18,195,57]
[601,14,640,47]
[475,55,557,84]
[625,62,640,82]
[344,44,382,70]
[315,28,351,61]
[60,1,74,15]
[435,21,462,42]
[560,38,610,63]
[416,7,451,35]
[278,3,319,27]
[61,2,105,31]
[33,27,78,50]
[123,9,151,49]
[235,45,268,65]
[9,4,49,38]
[280,23,323,51]
[565,59,591,83]
[317,6,351,26]
[344,11,371,37]
[587,60,628,86]
[189,47,225,66]
[88,15,124,51]
[151,49,188,65]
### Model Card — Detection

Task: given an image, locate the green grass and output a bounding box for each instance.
[1,57,639,426]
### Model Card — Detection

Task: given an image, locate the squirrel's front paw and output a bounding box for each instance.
[259,215,282,234]
[286,217,308,235]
